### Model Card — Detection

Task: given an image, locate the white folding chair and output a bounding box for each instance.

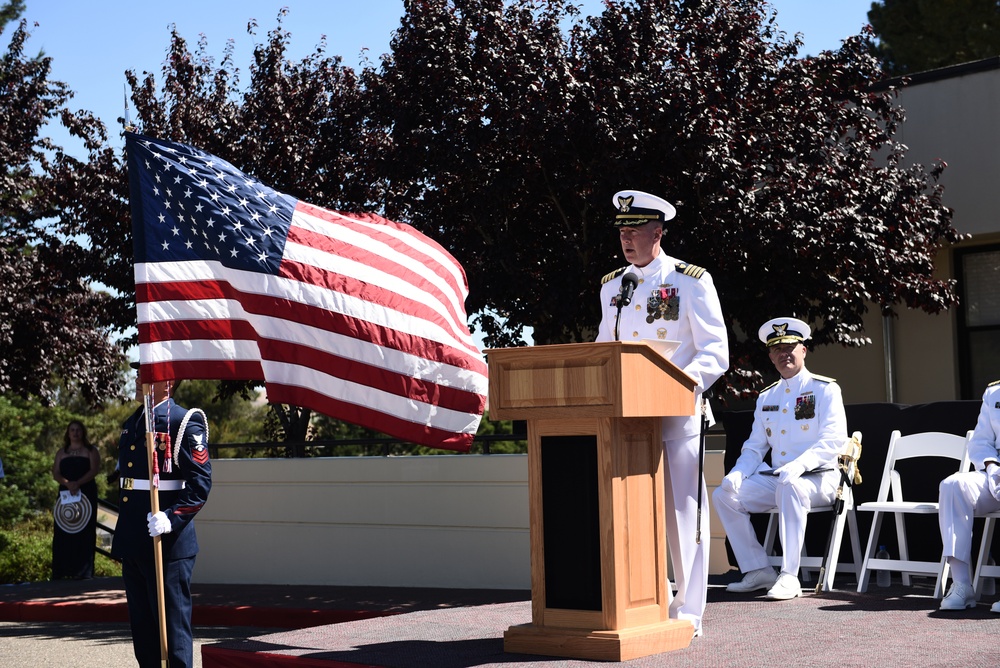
[856,430,973,596]
[761,432,864,592]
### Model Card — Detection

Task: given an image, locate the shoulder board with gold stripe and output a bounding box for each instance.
[675,262,706,279]
[762,380,779,392]
[812,374,836,383]
[601,266,628,284]
[988,379,1000,388]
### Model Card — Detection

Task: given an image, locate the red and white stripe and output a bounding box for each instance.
[136,204,488,452]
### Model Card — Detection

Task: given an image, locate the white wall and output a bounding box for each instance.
[193,450,732,588]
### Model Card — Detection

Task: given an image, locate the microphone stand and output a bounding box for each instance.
[614,273,637,341]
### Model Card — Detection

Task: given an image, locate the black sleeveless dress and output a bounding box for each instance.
[52,455,98,580]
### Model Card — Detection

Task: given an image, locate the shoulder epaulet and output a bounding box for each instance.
[601,266,628,284]
[762,380,779,392]
[812,374,836,383]
[675,262,706,279]
[988,380,1000,388]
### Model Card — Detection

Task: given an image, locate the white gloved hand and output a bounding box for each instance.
[987,463,1000,501]
[775,461,807,486]
[720,471,743,494]
[147,511,172,537]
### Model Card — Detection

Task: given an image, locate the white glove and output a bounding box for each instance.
[720,471,743,494]
[147,511,172,537]
[775,461,807,486]
[987,463,1000,501]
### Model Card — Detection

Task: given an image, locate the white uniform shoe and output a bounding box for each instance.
[726,567,778,593]
[765,573,802,600]
[940,581,976,610]
[991,600,1000,614]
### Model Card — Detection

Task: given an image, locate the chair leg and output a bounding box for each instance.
[973,517,998,600]
[847,510,863,584]
[858,511,884,593]
[935,558,951,599]
[893,510,911,587]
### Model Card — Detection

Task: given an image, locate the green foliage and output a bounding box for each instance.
[464,412,524,455]
[868,0,1000,75]
[172,380,270,445]
[0,514,54,582]
[0,512,120,584]
[0,395,71,527]
[0,392,126,528]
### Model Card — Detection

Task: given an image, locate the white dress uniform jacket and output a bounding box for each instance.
[596,251,729,436]
[731,367,847,477]
[596,250,728,634]
[965,381,1000,471]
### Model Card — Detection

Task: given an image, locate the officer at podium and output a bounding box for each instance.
[596,189,729,638]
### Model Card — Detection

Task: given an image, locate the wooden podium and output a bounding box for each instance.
[486,341,698,661]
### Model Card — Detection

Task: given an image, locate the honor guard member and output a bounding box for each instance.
[938,379,1000,611]
[596,190,729,638]
[112,364,212,668]
[713,317,847,600]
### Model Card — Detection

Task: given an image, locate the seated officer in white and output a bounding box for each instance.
[713,317,847,600]
[938,379,1000,611]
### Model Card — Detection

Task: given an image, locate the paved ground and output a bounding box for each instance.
[0,620,260,668]
[0,576,529,668]
[3,573,1000,667]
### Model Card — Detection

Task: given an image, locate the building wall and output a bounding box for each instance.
[894,65,1000,237]
[806,62,1000,404]
[193,450,733,588]
[807,249,960,405]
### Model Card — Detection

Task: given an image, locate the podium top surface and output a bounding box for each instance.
[485,341,696,420]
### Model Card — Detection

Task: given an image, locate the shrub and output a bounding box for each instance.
[0,512,120,584]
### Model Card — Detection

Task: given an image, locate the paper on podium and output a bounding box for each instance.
[641,339,681,361]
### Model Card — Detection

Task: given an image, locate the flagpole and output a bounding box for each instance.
[142,383,170,667]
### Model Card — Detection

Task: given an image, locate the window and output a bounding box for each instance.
[956,244,1000,399]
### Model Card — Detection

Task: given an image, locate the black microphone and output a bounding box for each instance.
[619,272,638,307]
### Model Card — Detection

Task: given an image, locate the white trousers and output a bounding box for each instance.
[939,470,1000,566]
[663,434,710,631]
[713,465,837,576]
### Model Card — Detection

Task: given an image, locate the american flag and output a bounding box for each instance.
[126,132,488,452]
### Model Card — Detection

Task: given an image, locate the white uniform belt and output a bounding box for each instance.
[120,478,185,491]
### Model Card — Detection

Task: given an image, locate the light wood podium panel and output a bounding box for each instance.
[487,342,697,661]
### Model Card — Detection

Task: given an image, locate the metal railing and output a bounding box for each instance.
[96,498,118,561]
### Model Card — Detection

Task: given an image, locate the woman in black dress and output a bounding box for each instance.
[51,420,100,579]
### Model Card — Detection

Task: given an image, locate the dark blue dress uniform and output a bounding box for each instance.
[112,400,211,668]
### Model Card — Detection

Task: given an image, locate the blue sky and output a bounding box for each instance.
[8,1,875,155]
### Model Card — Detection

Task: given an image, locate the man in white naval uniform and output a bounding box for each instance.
[713,317,847,600]
[596,190,728,637]
[938,379,1000,611]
